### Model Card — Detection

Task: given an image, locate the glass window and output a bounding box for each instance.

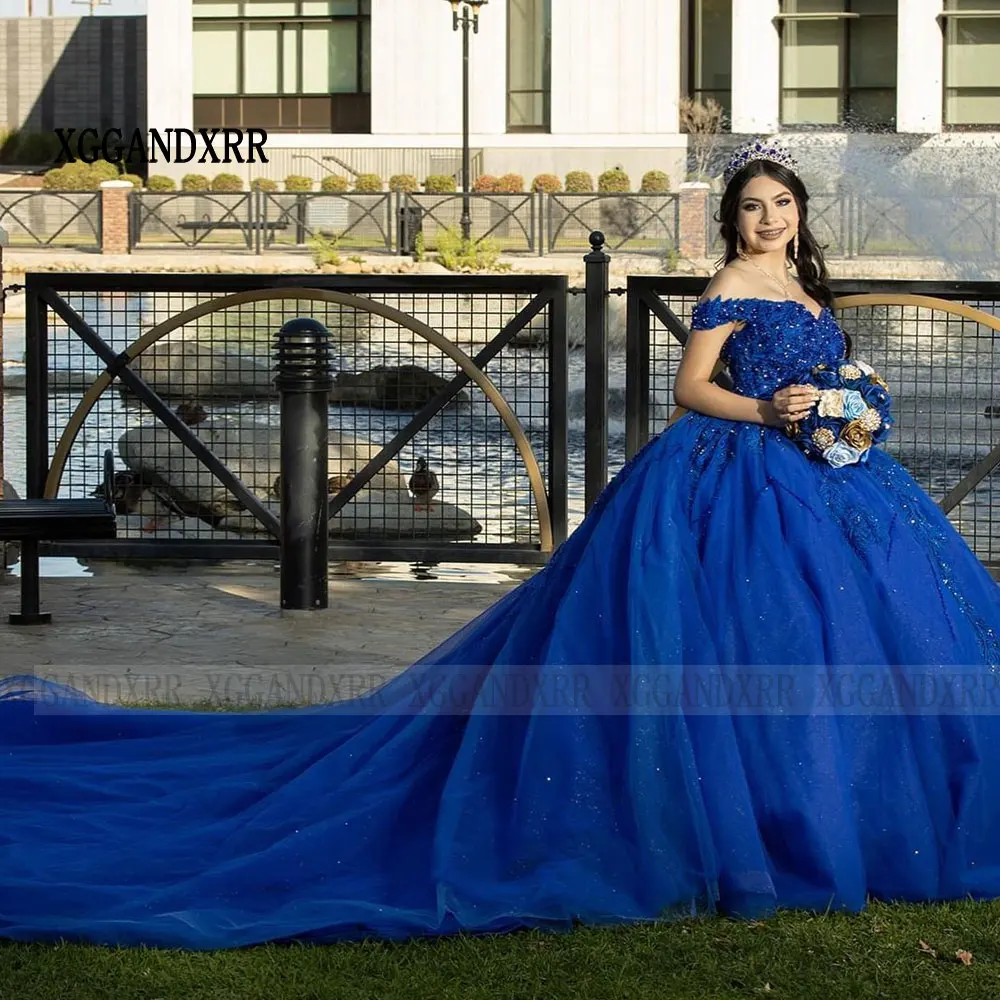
[193,24,240,94]
[507,0,551,132]
[944,1,1000,127]
[244,25,281,94]
[301,22,358,93]
[779,0,897,129]
[686,0,732,125]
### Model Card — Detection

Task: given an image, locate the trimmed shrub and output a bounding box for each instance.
[495,173,524,193]
[320,174,349,193]
[423,174,457,194]
[564,170,594,193]
[250,177,278,192]
[211,172,243,192]
[471,174,500,193]
[640,169,671,193]
[89,159,122,184]
[388,173,419,193]
[181,173,210,192]
[284,174,314,192]
[353,172,382,193]
[146,174,176,192]
[119,173,144,188]
[41,162,93,190]
[598,167,631,193]
[531,173,562,194]
[41,165,70,190]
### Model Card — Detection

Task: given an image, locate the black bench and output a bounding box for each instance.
[176,220,289,238]
[0,451,118,626]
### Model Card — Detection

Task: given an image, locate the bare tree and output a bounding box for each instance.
[678,96,725,184]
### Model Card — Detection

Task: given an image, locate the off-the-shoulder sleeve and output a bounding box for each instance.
[690,296,745,331]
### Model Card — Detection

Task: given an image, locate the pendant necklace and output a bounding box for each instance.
[738,248,790,298]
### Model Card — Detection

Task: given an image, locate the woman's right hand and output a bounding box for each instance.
[768,385,820,427]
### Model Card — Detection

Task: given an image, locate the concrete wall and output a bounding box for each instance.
[0,16,145,137]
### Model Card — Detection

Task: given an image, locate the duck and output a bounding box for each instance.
[329,468,355,493]
[271,469,357,500]
[175,400,208,426]
[408,457,439,504]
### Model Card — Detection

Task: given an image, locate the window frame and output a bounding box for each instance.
[776,2,898,132]
[940,4,1000,131]
[505,0,552,134]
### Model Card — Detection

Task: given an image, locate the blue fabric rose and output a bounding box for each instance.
[823,440,864,468]
[842,389,868,421]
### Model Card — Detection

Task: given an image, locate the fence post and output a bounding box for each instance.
[99,180,133,254]
[273,318,333,611]
[584,229,610,513]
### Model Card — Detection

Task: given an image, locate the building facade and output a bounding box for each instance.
[140,0,998,184]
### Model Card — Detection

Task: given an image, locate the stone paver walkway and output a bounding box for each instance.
[0,566,522,707]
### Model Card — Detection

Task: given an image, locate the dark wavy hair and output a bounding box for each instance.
[716,159,834,313]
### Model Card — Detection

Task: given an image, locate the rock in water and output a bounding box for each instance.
[119,421,409,517]
[332,365,468,410]
[128,337,275,401]
[117,421,482,542]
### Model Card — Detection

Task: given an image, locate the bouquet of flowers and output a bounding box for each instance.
[784,360,894,468]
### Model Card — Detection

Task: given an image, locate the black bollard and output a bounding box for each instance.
[584,230,610,513]
[273,318,333,610]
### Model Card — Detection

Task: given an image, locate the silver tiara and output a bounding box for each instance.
[723,138,799,186]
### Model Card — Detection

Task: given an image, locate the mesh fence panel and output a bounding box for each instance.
[37,280,561,559]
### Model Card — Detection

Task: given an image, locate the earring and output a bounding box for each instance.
[736,233,748,260]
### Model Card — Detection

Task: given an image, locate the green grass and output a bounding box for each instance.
[2,899,1000,999]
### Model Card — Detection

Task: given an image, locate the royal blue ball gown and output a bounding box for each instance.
[3,295,1000,951]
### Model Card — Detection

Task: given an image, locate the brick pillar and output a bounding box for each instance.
[100,180,133,255]
[678,181,711,260]
[0,226,6,505]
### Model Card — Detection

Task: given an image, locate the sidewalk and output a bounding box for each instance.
[0,564,523,707]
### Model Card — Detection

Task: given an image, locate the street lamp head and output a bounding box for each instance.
[446,0,488,12]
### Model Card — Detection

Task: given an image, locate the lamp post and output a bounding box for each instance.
[446,0,487,242]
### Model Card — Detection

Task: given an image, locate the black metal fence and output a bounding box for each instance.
[620,275,1000,569]
[0,190,101,249]
[128,189,682,257]
[21,272,568,565]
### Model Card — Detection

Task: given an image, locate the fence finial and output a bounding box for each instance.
[588,230,605,253]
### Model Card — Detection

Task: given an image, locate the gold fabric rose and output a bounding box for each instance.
[817,389,844,419]
[811,427,836,450]
[840,419,873,451]
[838,363,863,381]
[868,373,890,391]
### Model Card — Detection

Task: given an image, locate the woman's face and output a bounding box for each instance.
[736,174,800,256]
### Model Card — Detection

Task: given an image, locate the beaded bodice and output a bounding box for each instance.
[689,296,847,399]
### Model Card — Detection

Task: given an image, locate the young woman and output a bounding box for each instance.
[3,139,1000,951]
